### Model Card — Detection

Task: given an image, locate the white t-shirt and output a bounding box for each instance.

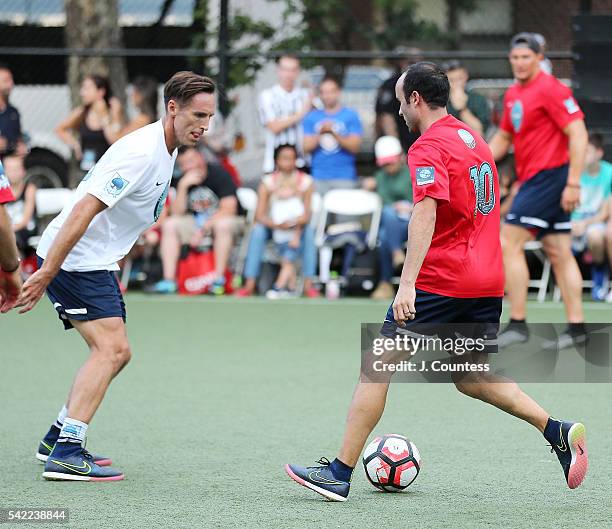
[258,84,309,173]
[37,120,177,272]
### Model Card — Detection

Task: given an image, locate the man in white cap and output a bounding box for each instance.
[363,135,413,299]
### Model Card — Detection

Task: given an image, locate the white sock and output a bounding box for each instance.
[58,417,88,445]
[53,405,69,429]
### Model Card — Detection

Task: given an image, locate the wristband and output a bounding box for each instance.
[566,183,580,189]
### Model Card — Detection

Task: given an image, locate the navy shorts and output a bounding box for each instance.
[380,289,502,353]
[38,257,126,331]
[505,164,571,236]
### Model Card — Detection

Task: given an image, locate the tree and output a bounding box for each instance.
[64,0,128,108]
[188,0,275,100]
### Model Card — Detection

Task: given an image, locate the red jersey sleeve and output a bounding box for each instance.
[0,162,15,204]
[544,80,584,130]
[408,142,449,205]
[499,90,514,135]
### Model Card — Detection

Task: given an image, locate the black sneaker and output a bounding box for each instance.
[285,457,350,502]
[497,320,529,349]
[545,419,588,489]
[42,442,123,482]
[36,425,112,466]
[541,325,588,351]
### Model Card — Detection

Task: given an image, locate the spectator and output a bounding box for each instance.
[490,32,589,349]
[533,33,553,75]
[0,63,26,157]
[303,76,363,194]
[113,76,158,140]
[363,136,412,299]
[151,147,239,295]
[0,159,22,312]
[259,54,312,174]
[571,132,612,301]
[55,74,123,172]
[375,47,422,153]
[235,145,320,298]
[3,154,37,254]
[442,60,491,135]
[260,145,315,298]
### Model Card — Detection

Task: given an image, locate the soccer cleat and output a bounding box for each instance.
[285,458,350,502]
[42,443,124,482]
[547,420,588,489]
[36,429,112,466]
[497,320,529,349]
[541,326,588,351]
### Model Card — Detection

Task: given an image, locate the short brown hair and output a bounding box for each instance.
[588,132,604,151]
[163,71,216,108]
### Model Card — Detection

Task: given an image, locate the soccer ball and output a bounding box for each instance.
[362,434,421,492]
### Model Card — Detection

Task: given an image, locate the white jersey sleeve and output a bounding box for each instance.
[87,151,152,209]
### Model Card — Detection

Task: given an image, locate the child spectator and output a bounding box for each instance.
[3,154,37,254]
[363,136,412,299]
[571,132,612,300]
[255,144,314,298]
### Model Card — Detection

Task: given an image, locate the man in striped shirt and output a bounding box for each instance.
[258,54,312,174]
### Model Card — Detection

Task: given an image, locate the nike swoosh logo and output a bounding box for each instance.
[556,424,567,452]
[156,182,165,186]
[50,459,92,475]
[307,470,344,486]
[578,444,584,455]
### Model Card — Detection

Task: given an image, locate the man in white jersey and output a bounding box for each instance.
[14,71,216,482]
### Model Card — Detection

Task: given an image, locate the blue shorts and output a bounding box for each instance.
[505,164,571,236]
[38,257,126,331]
[380,289,502,353]
[276,242,300,262]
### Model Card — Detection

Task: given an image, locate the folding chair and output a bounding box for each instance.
[27,188,74,248]
[315,189,382,284]
[524,240,552,302]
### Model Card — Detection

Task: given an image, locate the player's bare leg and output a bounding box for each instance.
[542,233,584,322]
[41,317,128,481]
[453,355,588,489]
[160,216,182,282]
[500,223,532,320]
[337,380,390,467]
[67,317,131,423]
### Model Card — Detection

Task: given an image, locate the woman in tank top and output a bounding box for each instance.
[55,74,124,172]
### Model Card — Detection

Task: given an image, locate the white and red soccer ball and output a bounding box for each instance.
[362,434,421,491]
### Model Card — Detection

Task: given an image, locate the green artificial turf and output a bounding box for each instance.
[1,296,610,528]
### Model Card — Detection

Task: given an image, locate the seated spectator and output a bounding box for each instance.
[363,136,412,299]
[151,147,239,295]
[263,147,314,298]
[3,154,37,254]
[442,60,490,136]
[235,144,319,298]
[112,76,158,141]
[303,76,363,195]
[571,132,612,301]
[55,74,123,172]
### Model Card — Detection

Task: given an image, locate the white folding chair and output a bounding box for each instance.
[235,187,259,276]
[315,189,382,283]
[524,240,551,302]
[28,188,74,248]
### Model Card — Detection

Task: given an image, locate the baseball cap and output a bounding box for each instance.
[375,136,403,166]
[509,32,542,54]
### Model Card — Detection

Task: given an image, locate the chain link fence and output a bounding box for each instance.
[1,0,610,187]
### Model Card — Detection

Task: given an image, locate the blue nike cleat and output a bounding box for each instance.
[545,419,588,489]
[285,458,350,502]
[42,442,124,482]
[36,425,112,466]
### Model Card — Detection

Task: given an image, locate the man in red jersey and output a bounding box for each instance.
[0,158,21,312]
[285,63,588,502]
[490,33,588,350]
